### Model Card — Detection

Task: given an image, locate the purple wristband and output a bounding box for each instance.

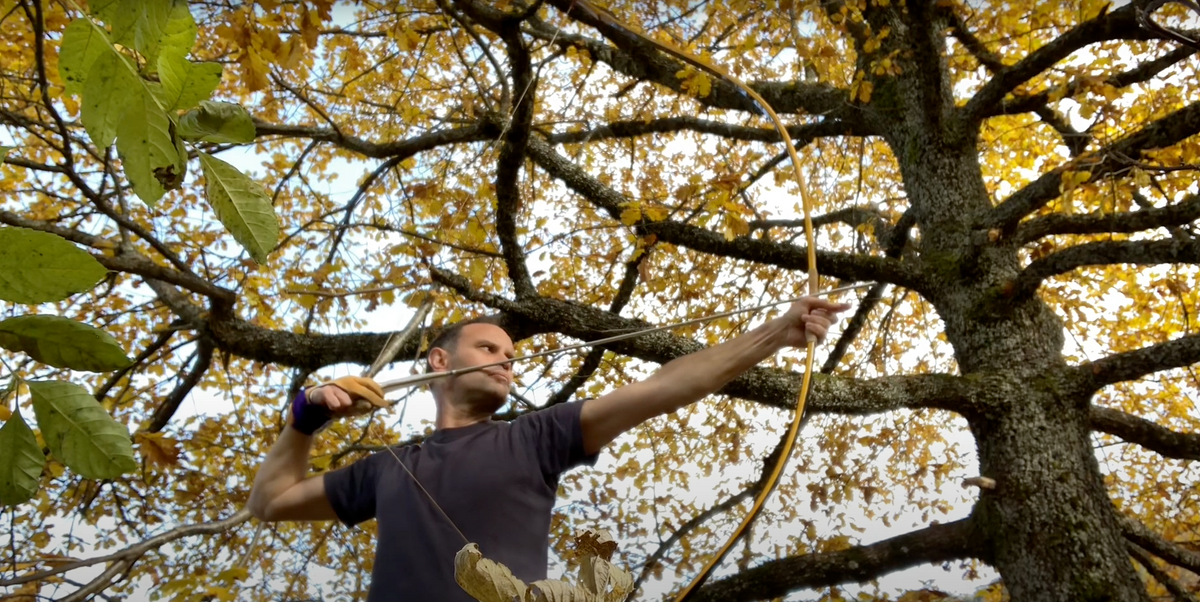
[290,388,332,435]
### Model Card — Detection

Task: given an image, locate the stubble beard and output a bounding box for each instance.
[452,373,509,416]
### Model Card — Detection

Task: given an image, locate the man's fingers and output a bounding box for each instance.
[806,298,852,312]
[805,321,829,342]
[349,383,387,408]
[339,379,388,408]
[322,376,388,408]
[325,387,351,410]
[364,378,384,398]
[347,375,384,398]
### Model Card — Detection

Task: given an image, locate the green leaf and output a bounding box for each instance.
[157,54,222,111]
[29,381,137,480]
[0,315,132,373]
[0,408,44,506]
[199,152,279,264]
[179,100,256,143]
[57,19,106,96]
[81,51,141,149]
[143,0,196,70]
[130,0,177,67]
[89,0,122,21]
[88,0,193,70]
[117,88,187,205]
[0,146,12,162]
[95,0,139,49]
[0,227,107,304]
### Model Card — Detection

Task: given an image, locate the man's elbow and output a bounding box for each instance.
[246,487,289,522]
[246,497,276,522]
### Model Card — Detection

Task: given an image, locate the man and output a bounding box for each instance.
[247,297,849,600]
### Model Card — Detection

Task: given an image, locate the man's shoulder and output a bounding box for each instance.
[510,399,588,423]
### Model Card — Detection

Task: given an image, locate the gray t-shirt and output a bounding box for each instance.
[324,401,597,601]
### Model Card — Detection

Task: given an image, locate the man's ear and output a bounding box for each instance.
[427,347,450,371]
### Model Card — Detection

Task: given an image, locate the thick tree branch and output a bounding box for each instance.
[1013,237,1200,299]
[489,16,537,298]
[949,10,1094,153]
[525,10,856,121]
[204,306,429,371]
[999,45,1198,117]
[749,206,888,236]
[0,209,113,250]
[1033,105,1091,157]
[524,135,926,290]
[252,119,496,159]
[546,117,871,145]
[962,3,1151,124]
[1129,543,1199,602]
[99,250,237,304]
[1092,405,1200,464]
[686,518,979,602]
[903,0,955,132]
[1122,516,1200,576]
[1013,192,1200,243]
[987,100,1200,231]
[1075,332,1200,391]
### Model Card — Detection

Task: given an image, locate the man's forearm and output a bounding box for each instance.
[247,426,314,518]
[646,318,790,412]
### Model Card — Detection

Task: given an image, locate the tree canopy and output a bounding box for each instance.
[2,0,1200,601]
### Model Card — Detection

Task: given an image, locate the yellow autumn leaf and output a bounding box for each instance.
[134,432,181,469]
[618,205,641,226]
[1060,169,1092,194]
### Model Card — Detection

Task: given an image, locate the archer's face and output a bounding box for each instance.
[437,323,515,413]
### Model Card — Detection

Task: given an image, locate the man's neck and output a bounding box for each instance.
[434,403,493,430]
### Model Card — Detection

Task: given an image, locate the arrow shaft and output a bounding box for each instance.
[379,282,875,395]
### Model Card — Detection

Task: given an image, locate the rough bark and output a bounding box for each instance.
[848,4,1158,600]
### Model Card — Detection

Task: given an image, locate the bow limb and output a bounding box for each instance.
[563,2,821,599]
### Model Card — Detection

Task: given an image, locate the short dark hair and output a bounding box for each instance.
[424,315,508,372]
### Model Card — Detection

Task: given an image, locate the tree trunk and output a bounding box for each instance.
[862,4,1151,597]
[900,142,1149,602]
[970,387,1148,602]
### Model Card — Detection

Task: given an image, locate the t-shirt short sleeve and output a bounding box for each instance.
[323,450,388,526]
[515,401,599,480]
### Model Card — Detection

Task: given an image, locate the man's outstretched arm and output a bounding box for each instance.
[578,297,850,455]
